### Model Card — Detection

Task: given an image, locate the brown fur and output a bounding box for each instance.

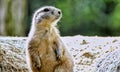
[26,6,74,72]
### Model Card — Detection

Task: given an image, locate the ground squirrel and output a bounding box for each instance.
[26,6,74,72]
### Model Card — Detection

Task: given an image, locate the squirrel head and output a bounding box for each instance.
[32,6,62,26]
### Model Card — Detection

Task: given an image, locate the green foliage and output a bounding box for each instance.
[28,0,120,36]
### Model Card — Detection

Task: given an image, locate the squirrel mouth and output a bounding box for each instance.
[55,15,61,19]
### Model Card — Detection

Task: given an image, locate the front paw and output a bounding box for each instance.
[56,48,63,60]
[56,53,62,60]
[33,62,41,70]
[32,56,41,70]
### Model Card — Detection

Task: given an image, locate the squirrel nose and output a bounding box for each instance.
[51,10,61,15]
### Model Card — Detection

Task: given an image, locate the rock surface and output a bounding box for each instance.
[0,36,120,72]
[0,37,28,72]
[95,48,120,72]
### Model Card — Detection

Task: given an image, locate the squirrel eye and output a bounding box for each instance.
[43,8,49,12]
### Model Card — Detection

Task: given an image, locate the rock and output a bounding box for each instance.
[0,37,28,72]
[62,36,120,72]
[95,48,120,72]
[0,36,120,72]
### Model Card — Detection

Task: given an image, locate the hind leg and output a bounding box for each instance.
[54,60,74,72]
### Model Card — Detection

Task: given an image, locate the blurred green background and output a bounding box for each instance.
[0,0,120,36]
